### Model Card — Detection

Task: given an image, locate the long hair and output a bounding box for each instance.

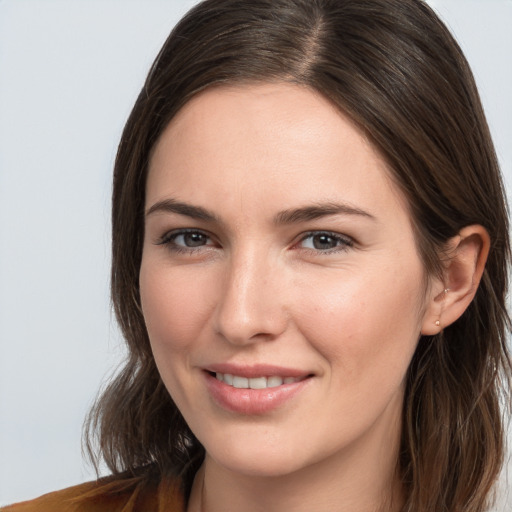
[84,1,511,510]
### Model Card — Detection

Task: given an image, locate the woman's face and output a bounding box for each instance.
[140,83,437,478]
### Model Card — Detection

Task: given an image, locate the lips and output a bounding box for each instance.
[204,365,313,415]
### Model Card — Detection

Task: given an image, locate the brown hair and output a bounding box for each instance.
[85,1,511,510]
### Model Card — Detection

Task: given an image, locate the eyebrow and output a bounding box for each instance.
[145,198,219,222]
[145,198,375,224]
[273,202,376,225]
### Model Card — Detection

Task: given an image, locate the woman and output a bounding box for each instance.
[4,0,510,511]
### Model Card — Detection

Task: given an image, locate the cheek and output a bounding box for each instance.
[139,263,216,354]
[293,263,424,383]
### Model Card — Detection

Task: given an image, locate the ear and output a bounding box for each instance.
[421,225,490,335]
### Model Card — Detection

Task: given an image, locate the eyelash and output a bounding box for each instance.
[156,229,218,254]
[155,229,354,255]
[297,231,354,254]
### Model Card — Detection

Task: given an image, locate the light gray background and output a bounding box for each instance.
[0,0,511,508]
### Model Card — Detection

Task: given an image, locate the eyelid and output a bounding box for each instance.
[155,228,217,248]
[294,230,354,253]
[153,228,353,254]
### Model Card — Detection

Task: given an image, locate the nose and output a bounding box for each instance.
[213,249,288,345]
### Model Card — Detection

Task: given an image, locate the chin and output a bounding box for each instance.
[202,432,331,479]
[212,452,308,478]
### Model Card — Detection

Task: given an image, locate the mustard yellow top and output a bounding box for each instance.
[1,475,185,512]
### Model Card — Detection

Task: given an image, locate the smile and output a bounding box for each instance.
[205,367,313,414]
[215,373,304,389]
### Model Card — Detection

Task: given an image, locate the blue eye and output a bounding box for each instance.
[299,232,352,252]
[173,231,210,247]
[157,229,214,251]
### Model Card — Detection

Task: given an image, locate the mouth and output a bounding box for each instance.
[211,372,308,389]
[203,366,314,415]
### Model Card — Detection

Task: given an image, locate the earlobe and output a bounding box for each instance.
[421,225,490,335]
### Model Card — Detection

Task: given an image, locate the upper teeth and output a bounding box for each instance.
[215,373,301,389]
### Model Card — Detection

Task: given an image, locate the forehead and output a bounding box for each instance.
[150,84,387,185]
[156,83,374,161]
[148,83,406,212]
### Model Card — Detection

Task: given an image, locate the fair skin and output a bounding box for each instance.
[139,83,489,512]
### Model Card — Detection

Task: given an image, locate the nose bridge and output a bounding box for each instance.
[214,243,287,344]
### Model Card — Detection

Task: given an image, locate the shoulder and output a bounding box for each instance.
[1,474,185,512]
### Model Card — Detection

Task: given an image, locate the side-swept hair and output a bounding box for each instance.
[85,1,511,510]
